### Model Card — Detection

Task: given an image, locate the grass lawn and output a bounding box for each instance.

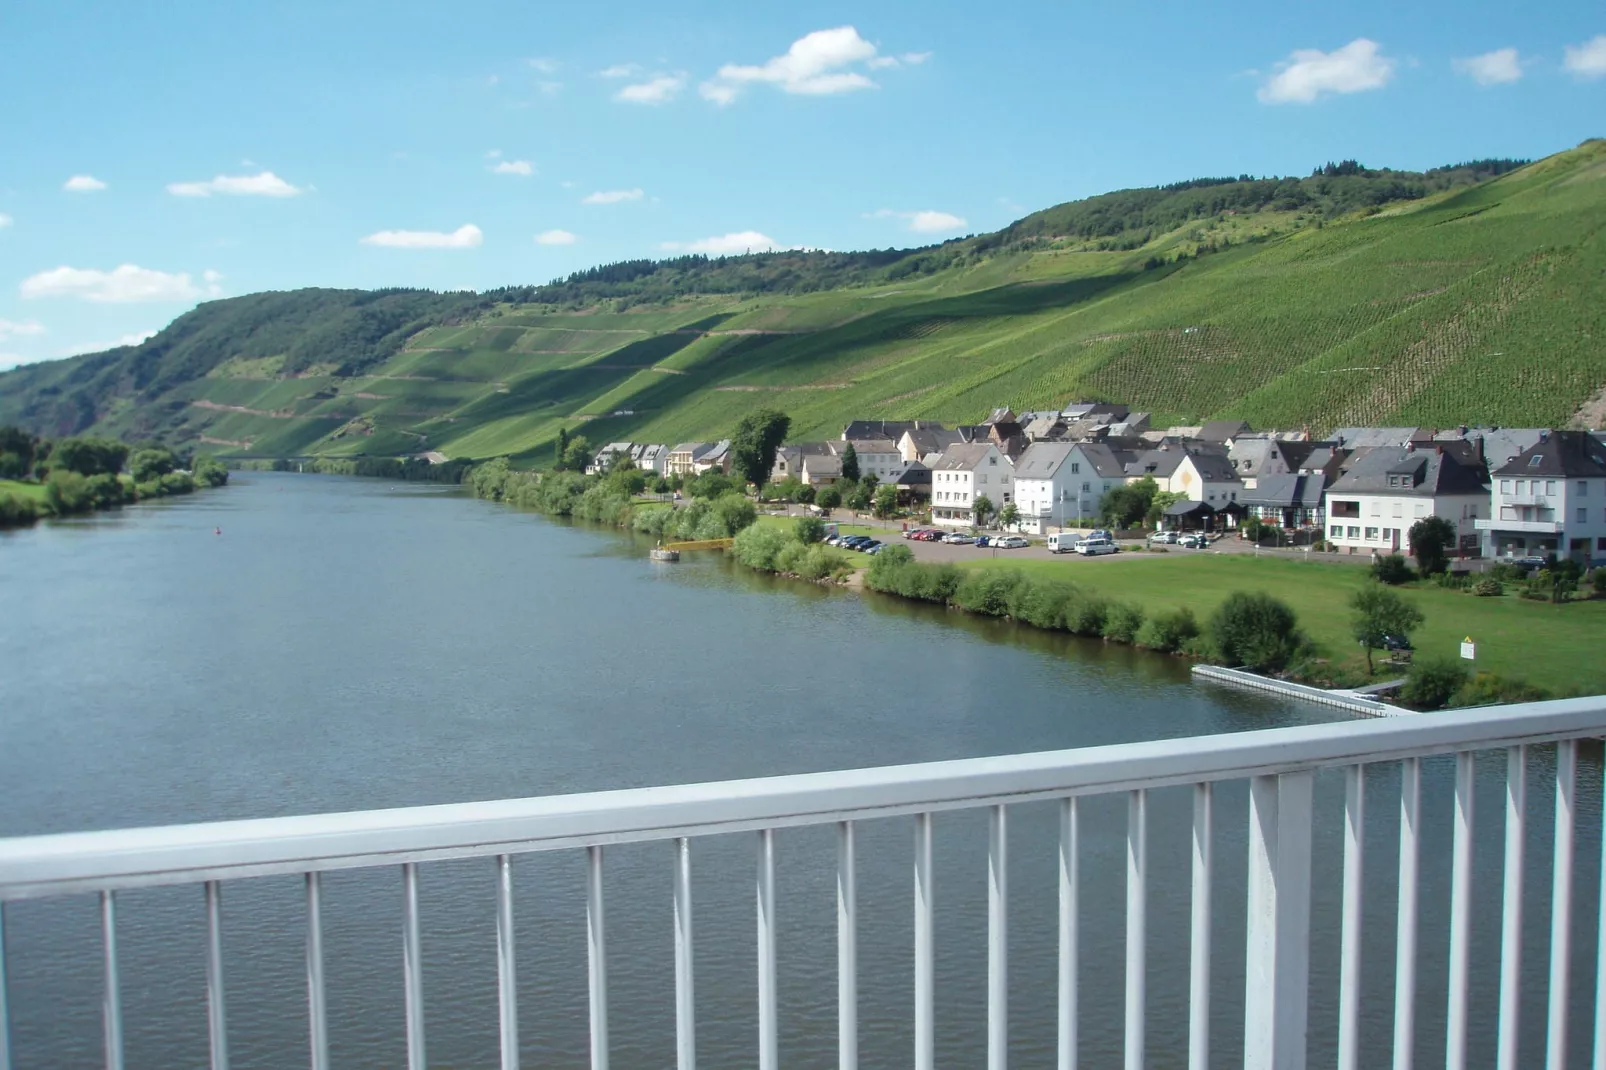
[0,479,47,502]
[957,554,1606,695]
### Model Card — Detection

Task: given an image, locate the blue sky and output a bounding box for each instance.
[1,0,1602,369]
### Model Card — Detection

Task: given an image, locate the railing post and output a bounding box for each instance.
[914,812,934,1070]
[1394,757,1421,1070]
[1446,753,1475,1070]
[989,805,1008,1070]
[587,846,609,1070]
[1058,797,1078,1070]
[1126,789,1146,1070]
[1189,783,1212,1070]
[1497,746,1526,1070]
[757,829,777,1070]
[102,890,124,1070]
[1337,765,1364,1070]
[205,881,229,1070]
[402,863,425,1070]
[497,855,519,1070]
[1546,740,1577,1070]
[838,821,857,1070]
[306,872,329,1070]
[1243,771,1313,1070]
[0,903,10,1070]
[675,839,695,1070]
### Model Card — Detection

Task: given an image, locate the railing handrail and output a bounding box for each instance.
[2,696,1602,900]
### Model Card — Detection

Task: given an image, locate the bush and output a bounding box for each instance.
[1371,554,1414,584]
[1061,591,1108,636]
[1210,591,1302,672]
[0,491,39,527]
[731,525,791,571]
[1487,562,1522,583]
[1400,658,1469,710]
[1101,602,1145,644]
[953,570,1024,617]
[1135,608,1200,653]
[1470,577,1504,597]
[1010,580,1079,630]
[1454,672,1548,707]
[795,516,826,544]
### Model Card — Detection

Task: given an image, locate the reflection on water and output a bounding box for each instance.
[0,473,1598,1067]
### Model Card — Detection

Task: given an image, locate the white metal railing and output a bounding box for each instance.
[1,698,1605,1070]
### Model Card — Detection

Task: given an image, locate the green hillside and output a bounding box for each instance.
[3,143,1603,463]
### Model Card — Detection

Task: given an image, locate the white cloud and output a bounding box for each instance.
[902,51,932,65]
[1257,38,1396,104]
[485,148,502,159]
[598,63,642,78]
[1454,48,1522,85]
[535,229,577,245]
[660,231,783,255]
[866,208,968,233]
[64,174,107,192]
[0,213,11,228]
[0,319,45,342]
[616,73,686,104]
[359,224,484,249]
[582,188,644,205]
[701,26,902,105]
[20,264,204,303]
[527,57,560,74]
[1563,35,1606,79]
[167,170,304,197]
[492,159,535,175]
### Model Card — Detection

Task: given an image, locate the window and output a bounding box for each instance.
[1082,482,1091,492]
[1347,526,1361,539]
[1070,462,1080,474]
[1365,527,1380,540]
[1414,504,1427,517]
[1391,502,1402,517]
[1529,455,1543,467]
[1579,507,1588,524]
[1515,480,1525,494]
[1330,525,1342,538]
[988,456,997,466]
[1547,481,1558,495]
[1501,479,1511,493]
[1579,481,1589,497]
[1369,501,1381,516]
[1599,537,1606,552]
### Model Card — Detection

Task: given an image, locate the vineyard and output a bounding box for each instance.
[2,141,1603,461]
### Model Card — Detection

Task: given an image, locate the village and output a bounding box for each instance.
[585,403,1606,569]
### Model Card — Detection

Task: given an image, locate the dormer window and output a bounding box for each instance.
[1529,455,1543,467]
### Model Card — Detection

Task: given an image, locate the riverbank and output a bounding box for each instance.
[0,456,229,529]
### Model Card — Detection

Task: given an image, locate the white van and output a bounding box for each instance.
[1047,532,1083,554]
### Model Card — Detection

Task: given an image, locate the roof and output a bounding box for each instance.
[1013,442,1077,478]
[1327,446,1489,497]
[842,419,946,441]
[902,428,966,454]
[669,442,708,456]
[1240,473,1326,509]
[1493,430,1606,478]
[1185,449,1244,483]
[801,454,842,477]
[892,460,932,486]
[844,438,899,454]
[1165,499,1216,516]
[1126,445,1238,482]
[1198,420,1251,443]
[983,407,1017,426]
[931,443,1002,472]
[698,440,731,461]
[1080,442,1136,478]
[1331,427,1433,449]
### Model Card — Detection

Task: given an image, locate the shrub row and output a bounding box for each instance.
[866,546,1237,659]
[730,520,855,582]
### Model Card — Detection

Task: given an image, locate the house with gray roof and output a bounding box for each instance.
[1324,444,1489,556]
[929,442,1014,527]
[1125,445,1245,509]
[1240,473,1328,530]
[1012,441,1133,532]
[1476,430,1606,564]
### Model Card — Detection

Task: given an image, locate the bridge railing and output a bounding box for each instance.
[2,697,1605,1070]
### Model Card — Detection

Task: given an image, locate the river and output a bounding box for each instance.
[1,472,1599,1068]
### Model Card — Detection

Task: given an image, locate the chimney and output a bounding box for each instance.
[1435,444,1444,456]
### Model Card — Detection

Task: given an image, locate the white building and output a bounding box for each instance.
[1012,442,1131,533]
[1476,431,1606,565]
[929,443,1014,527]
[843,438,904,483]
[1324,445,1489,555]
[1124,445,1245,507]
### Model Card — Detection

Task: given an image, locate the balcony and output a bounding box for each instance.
[1,699,1604,1070]
[1475,518,1563,534]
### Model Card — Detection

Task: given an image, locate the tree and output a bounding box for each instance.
[1408,516,1456,575]
[1146,489,1186,527]
[0,426,43,480]
[1350,582,1424,675]
[795,516,826,544]
[560,435,592,472]
[795,484,816,505]
[553,427,570,470]
[999,501,1020,530]
[1100,477,1159,529]
[973,494,996,528]
[873,484,899,518]
[192,455,229,487]
[815,485,841,513]
[729,408,791,490]
[129,447,177,484]
[1371,554,1414,584]
[840,443,860,482]
[48,437,129,477]
[847,480,874,512]
[1210,591,1301,672]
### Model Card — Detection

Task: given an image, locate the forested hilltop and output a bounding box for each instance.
[2,143,1601,461]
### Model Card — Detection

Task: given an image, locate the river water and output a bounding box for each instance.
[0,473,1599,1068]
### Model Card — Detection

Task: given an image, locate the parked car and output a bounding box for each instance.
[1149,530,1179,544]
[920,530,945,541]
[858,539,882,552]
[974,535,991,548]
[1512,555,1550,571]
[1076,538,1118,556]
[994,535,1030,549]
[1046,532,1083,554]
[943,533,975,545]
[1178,533,1206,549]
[903,528,929,540]
[1382,634,1414,652]
[1090,529,1113,541]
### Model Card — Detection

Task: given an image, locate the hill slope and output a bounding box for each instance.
[2,144,1602,462]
